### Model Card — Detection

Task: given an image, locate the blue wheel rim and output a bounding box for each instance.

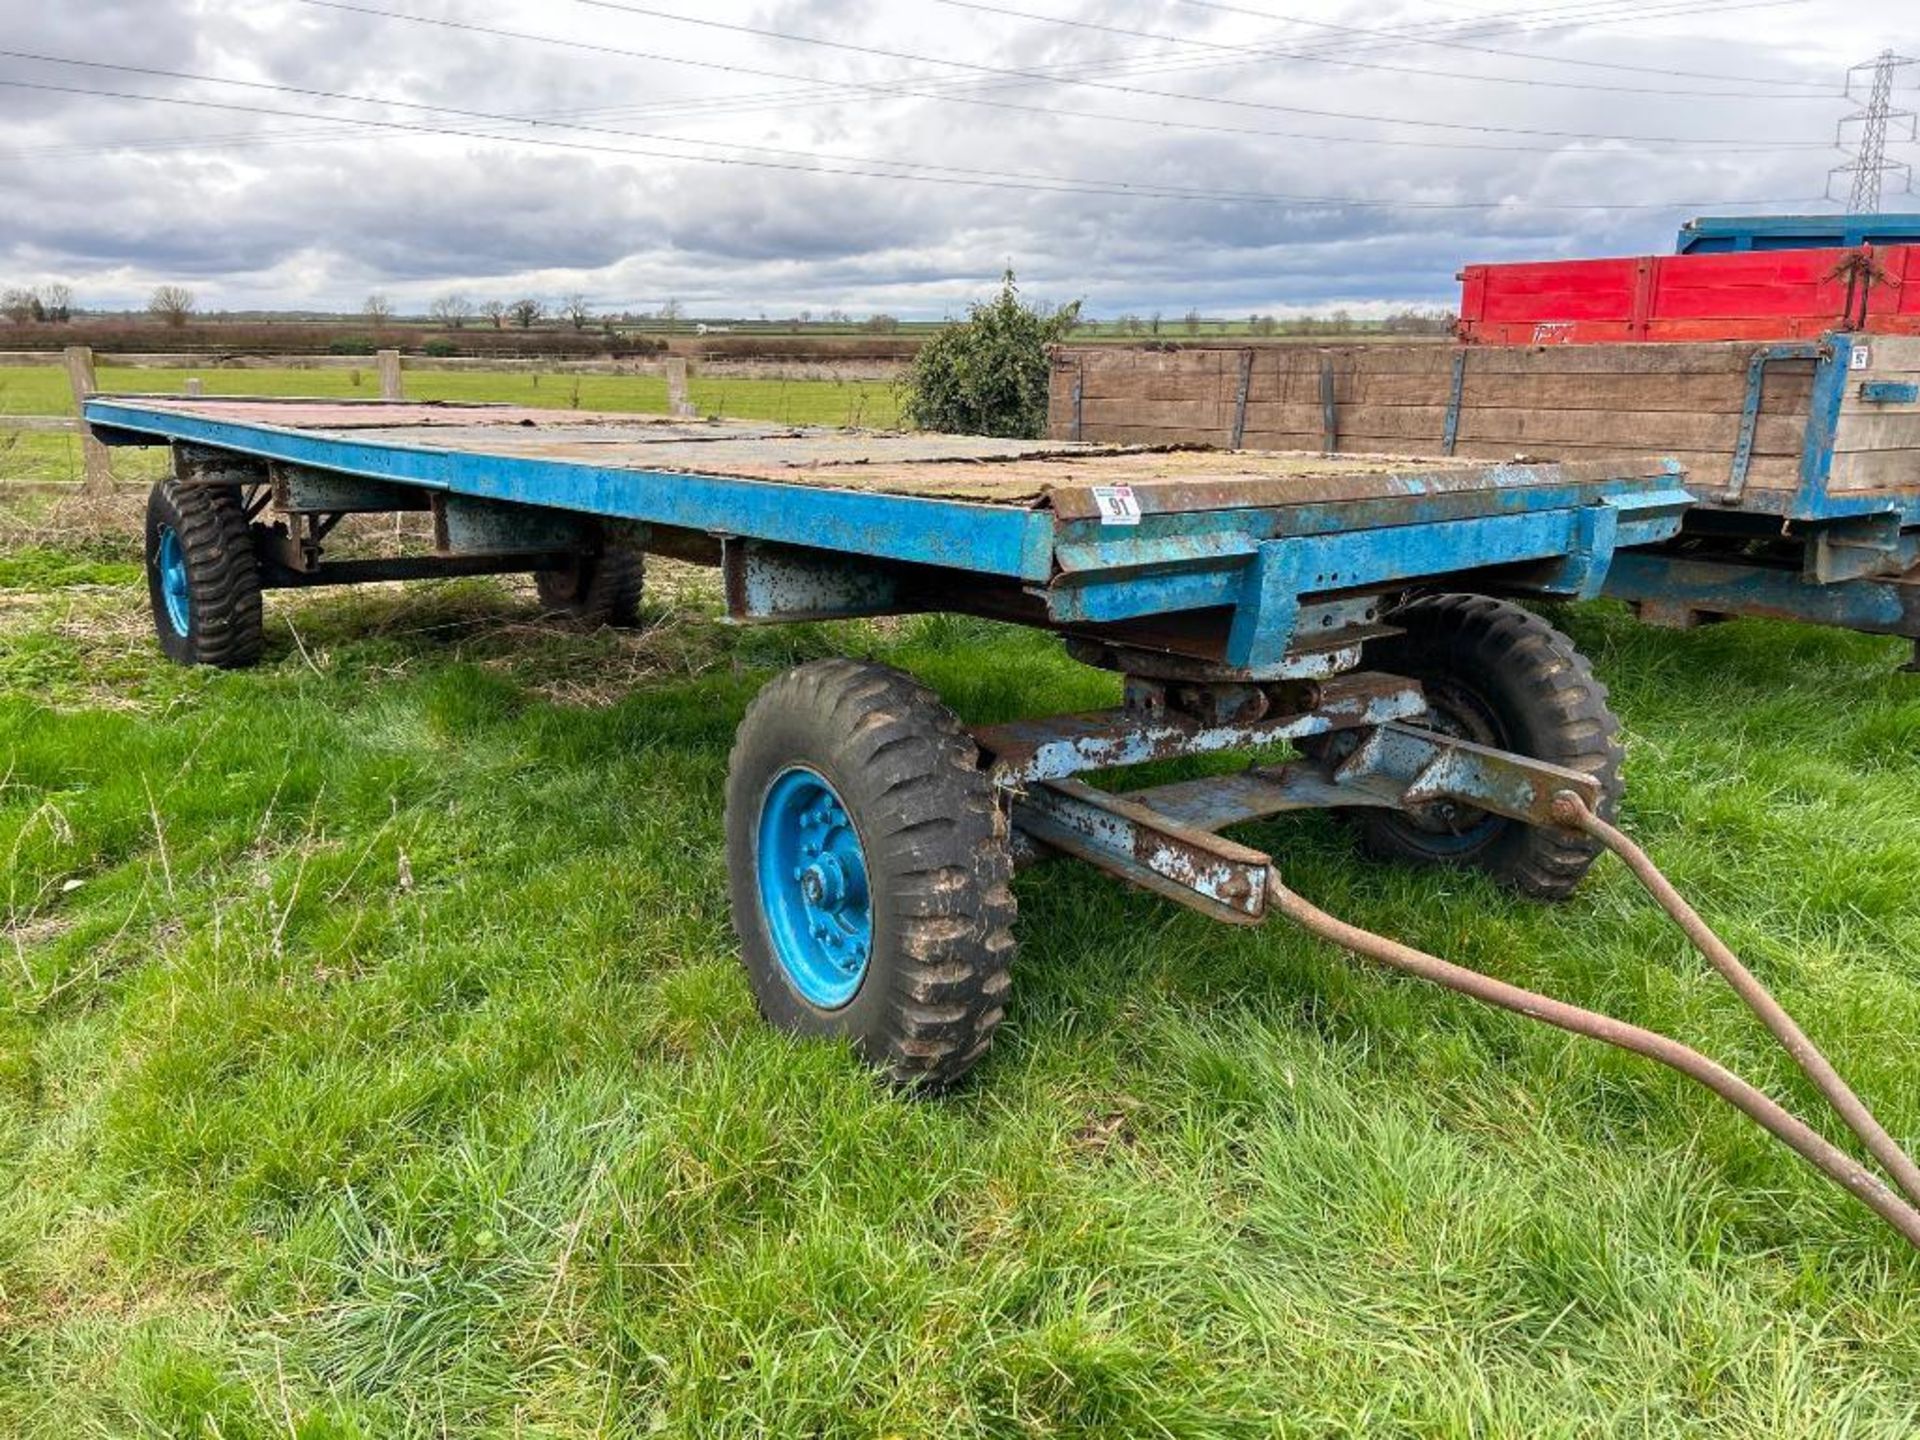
[756,767,873,1009]
[156,525,192,637]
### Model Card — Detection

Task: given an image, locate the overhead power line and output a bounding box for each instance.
[1156,0,1835,88]
[277,0,1830,149]
[5,47,1518,196]
[558,0,1815,133]
[590,0,1805,123]
[927,0,1837,98]
[281,0,1826,148]
[0,75,1820,213]
[16,0,1830,179]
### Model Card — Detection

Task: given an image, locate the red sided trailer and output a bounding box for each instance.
[1457,244,1920,346]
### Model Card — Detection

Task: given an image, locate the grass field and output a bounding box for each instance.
[0,363,902,489]
[3,375,1920,1436]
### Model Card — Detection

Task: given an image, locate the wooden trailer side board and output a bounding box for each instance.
[1048,342,1836,498]
[1831,336,1920,493]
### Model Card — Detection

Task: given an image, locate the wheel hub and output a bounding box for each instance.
[756,768,873,1008]
[1402,699,1486,835]
[156,525,192,637]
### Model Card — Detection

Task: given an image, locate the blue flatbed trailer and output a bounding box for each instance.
[80,394,1920,1245]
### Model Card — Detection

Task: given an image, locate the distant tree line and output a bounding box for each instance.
[2,283,75,324]
[1098,307,1454,338]
[9,282,1453,345]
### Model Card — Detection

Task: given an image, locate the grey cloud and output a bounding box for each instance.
[0,0,1882,314]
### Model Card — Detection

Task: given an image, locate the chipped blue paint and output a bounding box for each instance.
[1605,551,1920,639]
[1859,381,1920,405]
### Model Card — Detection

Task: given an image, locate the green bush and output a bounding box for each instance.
[423,338,460,358]
[327,336,378,356]
[900,271,1080,437]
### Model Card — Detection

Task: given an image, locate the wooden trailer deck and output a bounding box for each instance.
[90,395,1589,506]
[89,396,1646,513]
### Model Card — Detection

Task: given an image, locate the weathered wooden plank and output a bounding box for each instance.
[376,349,405,401]
[1080,397,1232,432]
[1073,346,1814,412]
[1847,336,1920,371]
[1832,412,1920,453]
[1460,407,1806,453]
[63,345,112,494]
[1047,341,1874,505]
[1827,448,1920,491]
[1239,430,1326,452]
[1361,367,1814,413]
[1081,373,1245,403]
[1832,337,1920,461]
[1238,400,1805,453]
[1433,439,1801,490]
[1070,422,1228,448]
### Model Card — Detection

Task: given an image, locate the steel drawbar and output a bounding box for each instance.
[1268,792,1920,1250]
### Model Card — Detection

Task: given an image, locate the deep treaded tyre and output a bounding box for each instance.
[1356,594,1624,900]
[534,544,643,627]
[144,480,264,669]
[725,659,1018,1089]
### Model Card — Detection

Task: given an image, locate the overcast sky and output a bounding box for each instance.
[0,0,1910,318]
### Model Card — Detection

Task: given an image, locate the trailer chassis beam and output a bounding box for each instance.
[1005,719,1603,913]
[256,551,576,590]
[973,672,1427,787]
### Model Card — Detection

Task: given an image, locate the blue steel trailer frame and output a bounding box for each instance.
[82,391,1700,907]
[82,394,1920,1245]
[85,396,1692,676]
[1589,333,1920,659]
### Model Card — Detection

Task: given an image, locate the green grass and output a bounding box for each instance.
[2,542,1919,1436]
[0,364,901,430]
[2,361,1918,1432]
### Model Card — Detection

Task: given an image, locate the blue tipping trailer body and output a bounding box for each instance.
[83,395,1692,675]
[1676,213,1920,254]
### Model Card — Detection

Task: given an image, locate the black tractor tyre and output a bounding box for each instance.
[144,480,265,669]
[534,544,643,627]
[1351,594,1624,900]
[724,659,1018,1090]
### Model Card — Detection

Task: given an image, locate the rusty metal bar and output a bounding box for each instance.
[1014,779,1269,925]
[974,672,1425,787]
[1230,349,1254,450]
[1267,871,1920,1251]
[1552,790,1920,1213]
[1318,352,1338,455]
[1442,348,1467,456]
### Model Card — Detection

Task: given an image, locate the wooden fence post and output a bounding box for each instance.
[185,377,204,397]
[376,349,405,401]
[665,356,696,418]
[63,345,113,494]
